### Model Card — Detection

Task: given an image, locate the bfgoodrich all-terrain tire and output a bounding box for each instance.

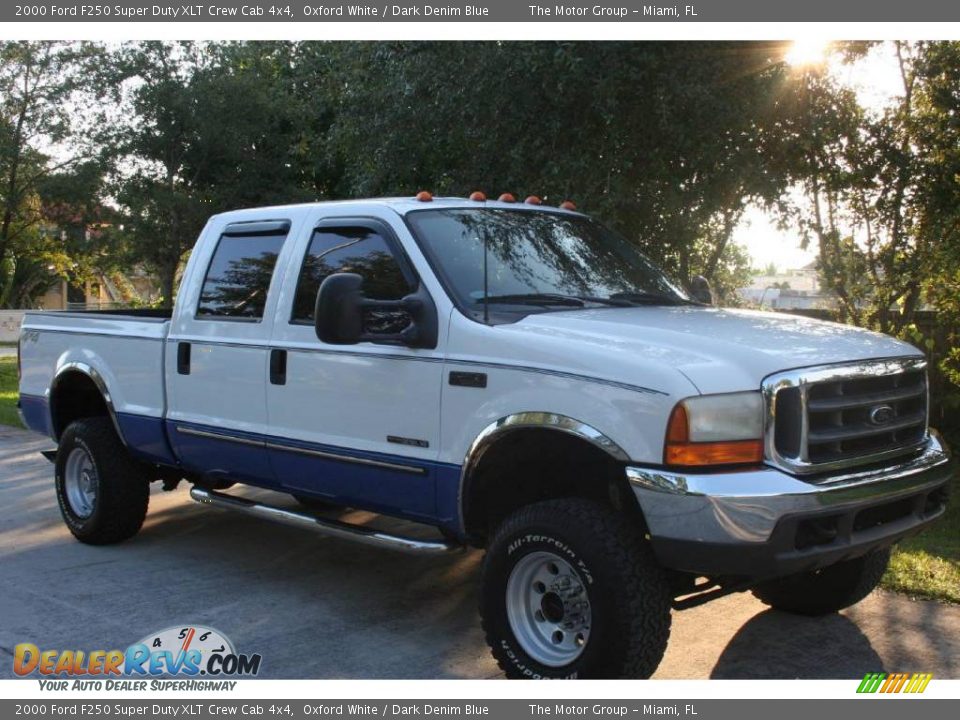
[55,417,150,545]
[480,498,672,679]
[751,547,891,616]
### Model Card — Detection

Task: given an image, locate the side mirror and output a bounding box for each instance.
[689,275,714,305]
[314,272,438,349]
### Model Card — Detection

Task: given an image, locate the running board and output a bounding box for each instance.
[189,487,462,555]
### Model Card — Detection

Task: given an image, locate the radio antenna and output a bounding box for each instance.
[482,229,490,325]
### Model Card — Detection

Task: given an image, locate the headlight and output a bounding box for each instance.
[664,392,764,467]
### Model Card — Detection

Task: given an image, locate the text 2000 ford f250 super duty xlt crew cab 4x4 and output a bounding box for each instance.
[17,194,953,679]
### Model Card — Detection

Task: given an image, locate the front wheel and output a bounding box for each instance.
[55,417,150,545]
[480,498,672,679]
[751,547,891,616]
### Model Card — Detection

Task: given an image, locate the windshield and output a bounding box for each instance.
[406,208,690,318]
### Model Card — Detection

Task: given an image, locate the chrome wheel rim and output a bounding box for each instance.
[64,446,98,519]
[505,550,591,667]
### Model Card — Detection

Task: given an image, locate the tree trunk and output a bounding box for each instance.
[159,266,177,307]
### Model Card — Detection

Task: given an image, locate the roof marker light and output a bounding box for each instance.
[559,200,577,210]
[415,190,433,202]
[524,196,542,205]
[498,193,516,203]
[469,191,487,201]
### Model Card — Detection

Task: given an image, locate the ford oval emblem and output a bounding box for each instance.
[869,404,895,425]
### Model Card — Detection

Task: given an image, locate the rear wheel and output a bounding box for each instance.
[480,498,672,679]
[751,548,891,616]
[55,417,150,545]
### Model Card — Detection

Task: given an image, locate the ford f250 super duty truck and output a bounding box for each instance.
[17,194,953,679]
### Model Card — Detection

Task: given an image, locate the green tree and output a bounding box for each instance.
[778,42,959,334]
[99,42,323,303]
[324,42,796,291]
[0,41,100,306]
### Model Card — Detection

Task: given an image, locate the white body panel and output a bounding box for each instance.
[19,313,168,420]
[265,205,449,463]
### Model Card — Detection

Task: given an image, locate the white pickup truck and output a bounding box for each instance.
[17,195,953,679]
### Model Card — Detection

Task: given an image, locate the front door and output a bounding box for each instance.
[265,211,446,522]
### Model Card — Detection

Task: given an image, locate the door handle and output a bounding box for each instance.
[177,342,191,375]
[270,349,287,386]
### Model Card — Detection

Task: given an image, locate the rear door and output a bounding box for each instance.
[265,207,448,521]
[165,217,295,488]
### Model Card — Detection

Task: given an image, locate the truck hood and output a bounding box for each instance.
[506,306,922,395]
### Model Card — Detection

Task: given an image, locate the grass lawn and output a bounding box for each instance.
[0,351,955,600]
[882,431,959,603]
[0,356,23,429]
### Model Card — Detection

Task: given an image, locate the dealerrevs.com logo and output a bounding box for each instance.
[13,625,261,690]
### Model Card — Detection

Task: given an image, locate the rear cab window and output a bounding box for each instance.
[197,220,292,320]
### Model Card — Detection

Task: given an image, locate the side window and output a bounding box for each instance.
[291,226,415,329]
[196,223,289,319]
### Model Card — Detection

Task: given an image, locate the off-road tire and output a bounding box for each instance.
[55,417,150,545]
[751,547,891,616]
[480,498,672,679]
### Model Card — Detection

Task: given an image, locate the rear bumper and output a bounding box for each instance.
[627,433,953,579]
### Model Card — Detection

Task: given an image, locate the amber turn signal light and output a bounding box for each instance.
[664,403,763,467]
[665,440,764,467]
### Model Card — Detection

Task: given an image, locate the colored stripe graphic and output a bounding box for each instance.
[857,672,886,693]
[857,672,932,694]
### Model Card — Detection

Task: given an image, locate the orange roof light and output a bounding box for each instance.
[469,191,487,201]
[559,200,577,211]
[498,193,516,203]
[525,196,542,205]
[415,190,433,202]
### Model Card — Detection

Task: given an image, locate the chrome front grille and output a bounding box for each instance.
[763,358,929,475]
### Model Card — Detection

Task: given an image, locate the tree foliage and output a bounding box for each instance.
[0,41,104,307]
[325,42,791,292]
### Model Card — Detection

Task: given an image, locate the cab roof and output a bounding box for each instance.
[211,196,585,223]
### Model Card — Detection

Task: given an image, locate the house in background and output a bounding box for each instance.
[31,207,162,310]
[738,261,837,310]
[36,267,161,311]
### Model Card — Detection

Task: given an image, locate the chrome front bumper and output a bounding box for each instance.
[627,433,953,578]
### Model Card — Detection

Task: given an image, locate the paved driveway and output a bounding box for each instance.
[1,424,957,679]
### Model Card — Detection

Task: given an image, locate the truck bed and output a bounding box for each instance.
[18,309,172,443]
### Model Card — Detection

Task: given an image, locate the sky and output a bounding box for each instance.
[734,41,905,272]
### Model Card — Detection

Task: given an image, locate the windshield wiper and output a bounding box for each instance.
[608,291,691,306]
[481,293,635,308]
[480,293,586,307]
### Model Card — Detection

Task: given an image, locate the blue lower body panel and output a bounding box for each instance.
[116,413,178,465]
[167,420,279,488]
[270,442,439,522]
[18,394,50,437]
[165,420,463,529]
